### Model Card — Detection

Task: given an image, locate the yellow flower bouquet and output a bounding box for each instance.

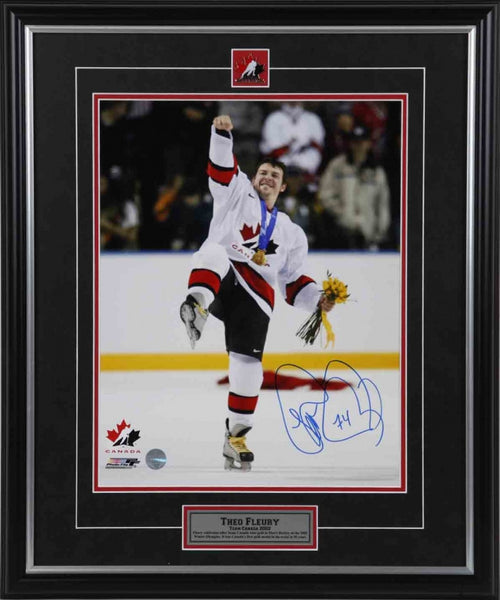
[296,271,349,347]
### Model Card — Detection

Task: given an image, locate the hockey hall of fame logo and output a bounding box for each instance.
[231,49,270,88]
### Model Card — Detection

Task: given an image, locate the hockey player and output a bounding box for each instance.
[180,114,334,471]
[239,59,257,79]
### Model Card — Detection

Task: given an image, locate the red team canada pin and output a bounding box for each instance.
[231,49,270,88]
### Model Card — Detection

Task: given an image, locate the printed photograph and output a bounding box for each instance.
[95,96,405,492]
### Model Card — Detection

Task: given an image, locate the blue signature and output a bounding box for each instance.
[274,360,384,454]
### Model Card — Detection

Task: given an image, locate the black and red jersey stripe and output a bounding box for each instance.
[286,275,315,306]
[230,260,275,311]
[188,268,222,296]
[207,156,238,186]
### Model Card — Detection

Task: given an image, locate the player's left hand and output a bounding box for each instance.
[318,295,335,312]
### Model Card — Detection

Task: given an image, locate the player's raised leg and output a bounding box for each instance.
[180,242,229,348]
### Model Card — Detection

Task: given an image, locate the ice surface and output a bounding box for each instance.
[97,368,402,491]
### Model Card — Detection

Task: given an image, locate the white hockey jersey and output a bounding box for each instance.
[205,126,321,317]
[260,105,325,175]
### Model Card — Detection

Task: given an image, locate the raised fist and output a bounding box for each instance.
[213,115,234,131]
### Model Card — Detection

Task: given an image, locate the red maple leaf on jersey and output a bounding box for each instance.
[240,223,260,241]
[106,419,130,443]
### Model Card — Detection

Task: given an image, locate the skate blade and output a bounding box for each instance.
[224,457,252,472]
[180,304,200,349]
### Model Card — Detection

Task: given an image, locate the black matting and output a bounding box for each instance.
[1,2,498,599]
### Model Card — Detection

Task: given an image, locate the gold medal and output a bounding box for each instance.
[252,199,277,267]
[252,249,266,265]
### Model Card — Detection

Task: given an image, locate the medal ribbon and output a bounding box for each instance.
[258,199,278,252]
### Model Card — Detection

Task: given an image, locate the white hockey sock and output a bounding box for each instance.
[227,352,263,431]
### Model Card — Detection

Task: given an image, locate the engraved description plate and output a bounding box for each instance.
[183,505,318,550]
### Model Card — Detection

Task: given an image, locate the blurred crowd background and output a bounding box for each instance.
[100,100,401,253]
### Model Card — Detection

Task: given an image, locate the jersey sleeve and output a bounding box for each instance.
[278,223,321,312]
[207,126,238,182]
[207,125,250,206]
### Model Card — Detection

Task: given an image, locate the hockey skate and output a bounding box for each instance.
[223,418,254,471]
[179,295,208,349]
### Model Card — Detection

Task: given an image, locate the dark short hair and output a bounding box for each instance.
[254,157,288,183]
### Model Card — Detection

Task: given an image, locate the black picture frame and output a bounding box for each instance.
[1,1,498,598]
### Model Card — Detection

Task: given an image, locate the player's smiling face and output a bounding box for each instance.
[252,163,287,207]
